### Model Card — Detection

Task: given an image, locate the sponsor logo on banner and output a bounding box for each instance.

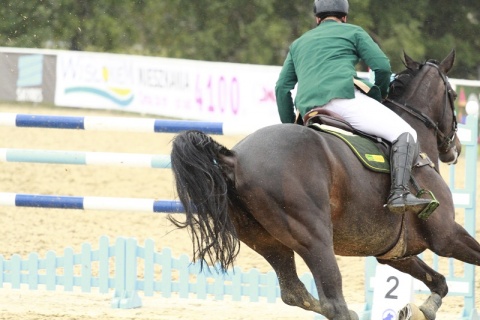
[56,53,135,108]
[16,54,44,103]
[137,67,189,90]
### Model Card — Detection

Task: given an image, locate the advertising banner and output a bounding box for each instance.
[0,52,56,104]
[0,47,475,129]
[55,51,281,124]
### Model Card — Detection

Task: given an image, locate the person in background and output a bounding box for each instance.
[275,0,434,217]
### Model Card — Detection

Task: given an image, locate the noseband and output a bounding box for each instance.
[385,62,458,155]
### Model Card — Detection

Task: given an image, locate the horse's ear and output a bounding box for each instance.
[403,51,421,70]
[439,49,455,74]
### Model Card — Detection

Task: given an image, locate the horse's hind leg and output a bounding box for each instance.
[379,257,447,320]
[232,213,322,313]
[268,205,356,319]
[296,237,358,320]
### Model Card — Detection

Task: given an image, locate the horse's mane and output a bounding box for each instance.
[388,59,440,101]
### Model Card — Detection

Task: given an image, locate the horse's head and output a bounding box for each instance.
[387,50,461,165]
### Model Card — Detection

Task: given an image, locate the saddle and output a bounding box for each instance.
[304,108,389,148]
[299,107,439,220]
[298,107,435,173]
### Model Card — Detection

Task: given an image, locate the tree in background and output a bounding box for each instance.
[0,0,478,79]
[422,0,480,79]
[0,1,52,48]
[358,1,428,72]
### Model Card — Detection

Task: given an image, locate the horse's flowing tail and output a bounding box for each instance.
[170,130,244,271]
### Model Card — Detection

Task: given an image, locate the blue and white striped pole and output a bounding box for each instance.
[0,113,264,135]
[0,193,184,213]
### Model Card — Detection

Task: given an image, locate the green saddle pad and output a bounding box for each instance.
[310,123,390,173]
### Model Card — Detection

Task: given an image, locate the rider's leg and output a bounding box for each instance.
[322,89,434,215]
[322,89,414,142]
[386,132,432,214]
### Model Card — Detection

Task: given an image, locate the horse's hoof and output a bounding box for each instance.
[419,293,442,320]
[398,303,427,320]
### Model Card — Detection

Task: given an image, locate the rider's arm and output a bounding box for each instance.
[355,29,392,99]
[275,51,298,124]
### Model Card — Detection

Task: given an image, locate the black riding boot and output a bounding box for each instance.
[386,132,433,215]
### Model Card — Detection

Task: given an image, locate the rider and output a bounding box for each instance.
[275,0,434,217]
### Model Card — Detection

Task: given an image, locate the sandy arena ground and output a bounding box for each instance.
[0,102,479,319]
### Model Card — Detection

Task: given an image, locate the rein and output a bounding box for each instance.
[384,62,458,155]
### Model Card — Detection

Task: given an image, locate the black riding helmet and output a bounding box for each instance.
[313,0,349,17]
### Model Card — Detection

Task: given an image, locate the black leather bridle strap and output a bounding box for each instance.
[384,62,458,154]
[384,98,439,131]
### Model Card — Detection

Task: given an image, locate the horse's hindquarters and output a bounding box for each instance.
[232,124,401,257]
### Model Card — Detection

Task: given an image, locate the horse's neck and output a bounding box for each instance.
[391,95,441,166]
[411,122,440,168]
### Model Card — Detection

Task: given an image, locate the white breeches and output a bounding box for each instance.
[322,89,417,143]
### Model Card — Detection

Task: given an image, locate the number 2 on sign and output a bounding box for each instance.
[385,276,399,299]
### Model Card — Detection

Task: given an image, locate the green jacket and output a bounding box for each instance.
[275,20,392,123]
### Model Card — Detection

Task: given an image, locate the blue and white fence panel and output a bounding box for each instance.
[0,236,317,309]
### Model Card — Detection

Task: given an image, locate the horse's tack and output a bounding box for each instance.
[307,114,439,221]
[306,117,436,174]
[308,122,391,173]
[376,214,408,260]
[415,153,436,169]
[374,179,438,259]
[304,108,386,144]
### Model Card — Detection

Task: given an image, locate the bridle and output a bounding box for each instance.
[385,62,458,155]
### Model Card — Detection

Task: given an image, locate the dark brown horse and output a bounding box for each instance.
[170,51,479,320]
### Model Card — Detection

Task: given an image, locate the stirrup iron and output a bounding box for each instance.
[416,189,439,220]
